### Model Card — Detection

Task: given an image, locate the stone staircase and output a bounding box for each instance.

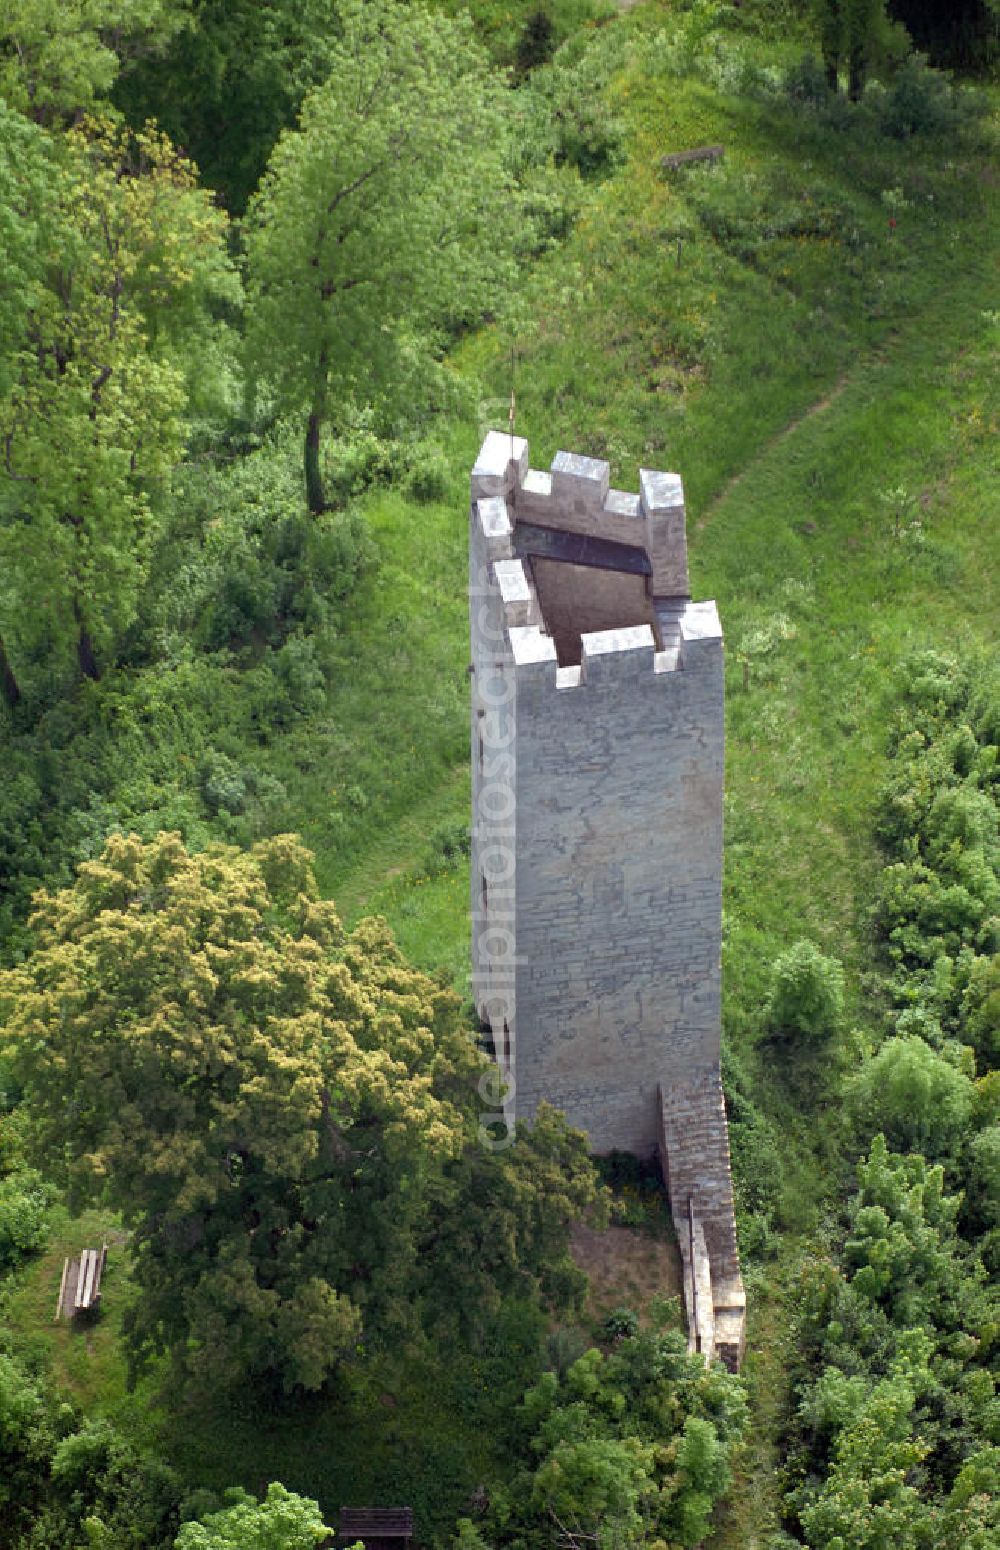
[658,1069,746,1371]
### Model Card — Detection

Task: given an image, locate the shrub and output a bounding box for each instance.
[515,30,627,179]
[602,1307,639,1342]
[405,443,450,503]
[421,821,472,878]
[248,635,328,733]
[849,1036,974,1158]
[766,941,845,1042]
[876,52,975,139]
[784,52,832,106]
[137,439,374,658]
[896,650,968,718]
[199,753,248,817]
[0,1168,53,1270]
[321,429,406,505]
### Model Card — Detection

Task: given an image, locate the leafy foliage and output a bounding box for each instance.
[0,1166,52,1272]
[0,113,236,693]
[0,0,190,126]
[174,1482,330,1549]
[871,653,1000,1056]
[787,1137,997,1547]
[0,833,599,1394]
[783,652,1000,1545]
[243,0,514,513]
[0,1349,183,1548]
[138,435,374,659]
[766,939,846,1042]
[478,1330,747,1548]
[848,1037,974,1157]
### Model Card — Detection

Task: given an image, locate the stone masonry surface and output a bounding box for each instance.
[469,431,745,1365]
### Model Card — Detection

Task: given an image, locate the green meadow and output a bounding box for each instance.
[1,1,997,1543]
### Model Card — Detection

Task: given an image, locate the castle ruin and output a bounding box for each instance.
[469,430,745,1369]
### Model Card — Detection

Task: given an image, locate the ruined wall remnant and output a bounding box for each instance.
[469,430,745,1368]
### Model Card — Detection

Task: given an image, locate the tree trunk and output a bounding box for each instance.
[304,410,325,516]
[848,46,865,100]
[0,631,21,709]
[74,600,100,680]
[819,0,842,92]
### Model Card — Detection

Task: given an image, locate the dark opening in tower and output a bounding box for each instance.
[528,557,660,666]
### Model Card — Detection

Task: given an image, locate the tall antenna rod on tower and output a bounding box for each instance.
[509,335,516,510]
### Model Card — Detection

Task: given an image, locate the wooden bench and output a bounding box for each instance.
[661,144,724,171]
[55,1245,107,1321]
[337,1507,413,1549]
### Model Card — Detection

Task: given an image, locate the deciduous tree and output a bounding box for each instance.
[849,1038,974,1157]
[243,0,513,515]
[0,832,598,1393]
[175,1483,330,1550]
[0,114,235,693]
[0,0,190,126]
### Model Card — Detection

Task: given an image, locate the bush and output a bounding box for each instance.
[602,1307,639,1342]
[138,439,374,658]
[514,29,627,179]
[849,1036,974,1158]
[0,1168,53,1271]
[248,634,328,733]
[405,444,450,503]
[766,940,845,1042]
[321,429,407,505]
[875,53,976,139]
[784,53,831,107]
[199,753,248,817]
[272,634,326,720]
[421,821,472,878]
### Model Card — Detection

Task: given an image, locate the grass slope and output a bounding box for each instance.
[2,3,998,1540]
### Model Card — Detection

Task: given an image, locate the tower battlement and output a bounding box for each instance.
[471,431,690,599]
[471,432,720,687]
[469,429,744,1367]
[470,430,725,1148]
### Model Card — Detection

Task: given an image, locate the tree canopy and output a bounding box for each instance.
[0,114,235,698]
[0,832,599,1393]
[174,1484,331,1550]
[243,0,514,513]
[0,0,190,125]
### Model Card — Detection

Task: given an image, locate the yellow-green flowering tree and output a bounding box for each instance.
[1,832,599,1393]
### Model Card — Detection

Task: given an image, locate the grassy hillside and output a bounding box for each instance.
[2,1,997,1542]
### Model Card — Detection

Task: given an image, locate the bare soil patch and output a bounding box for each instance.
[571,1221,684,1324]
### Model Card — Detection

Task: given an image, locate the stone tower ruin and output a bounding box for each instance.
[469,430,745,1368]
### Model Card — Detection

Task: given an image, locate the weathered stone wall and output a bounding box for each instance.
[469,445,526,1089]
[511,616,723,1154]
[469,432,723,1156]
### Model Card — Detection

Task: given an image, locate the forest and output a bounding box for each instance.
[0,0,997,1545]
